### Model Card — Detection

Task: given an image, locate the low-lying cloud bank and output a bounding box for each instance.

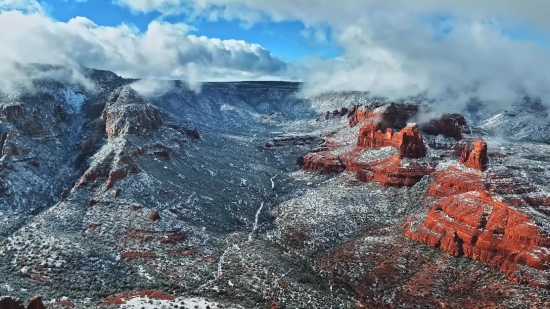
[3,0,550,117]
[0,0,287,93]
[115,0,550,113]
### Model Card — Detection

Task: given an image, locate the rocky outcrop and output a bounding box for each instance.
[408,141,550,289]
[59,188,70,202]
[463,140,489,171]
[0,297,24,309]
[102,86,162,139]
[406,189,550,289]
[357,122,426,159]
[150,210,160,221]
[298,152,345,174]
[356,155,437,187]
[26,297,45,309]
[420,113,467,141]
[105,169,127,190]
[428,167,483,197]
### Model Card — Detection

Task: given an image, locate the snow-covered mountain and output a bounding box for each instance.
[1,68,550,308]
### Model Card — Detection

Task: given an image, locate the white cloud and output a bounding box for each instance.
[0,0,43,13]
[115,0,550,112]
[0,2,287,93]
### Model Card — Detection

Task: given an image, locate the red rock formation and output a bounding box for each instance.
[120,251,158,259]
[459,145,470,164]
[113,188,122,199]
[299,152,345,174]
[356,155,436,187]
[406,189,550,288]
[463,140,488,172]
[101,290,175,305]
[428,167,483,197]
[150,210,160,221]
[103,87,162,139]
[59,188,69,202]
[357,122,426,159]
[26,297,45,309]
[129,205,140,211]
[87,199,97,207]
[158,232,188,244]
[89,223,101,230]
[0,297,24,309]
[420,114,466,141]
[349,108,376,128]
[105,170,127,190]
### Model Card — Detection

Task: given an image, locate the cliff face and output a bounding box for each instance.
[356,121,425,159]
[356,155,436,187]
[302,103,433,187]
[406,139,550,289]
[305,103,550,291]
[463,140,489,171]
[420,113,467,141]
[102,86,162,139]
[406,189,550,289]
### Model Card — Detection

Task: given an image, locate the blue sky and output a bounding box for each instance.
[43,0,341,62]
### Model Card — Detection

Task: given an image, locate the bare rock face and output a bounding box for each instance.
[357,122,426,159]
[0,297,24,309]
[299,151,345,174]
[464,140,489,171]
[102,86,162,139]
[26,297,45,309]
[59,188,70,202]
[420,113,467,141]
[150,210,161,221]
[356,155,436,187]
[407,142,550,289]
[105,169,127,190]
[428,167,483,197]
[406,189,550,289]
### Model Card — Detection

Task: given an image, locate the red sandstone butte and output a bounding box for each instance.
[357,122,426,159]
[406,189,550,288]
[101,290,175,305]
[299,151,345,174]
[428,167,483,197]
[463,140,489,172]
[420,113,466,141]
[349,107,377,128]
[357,155,436,187]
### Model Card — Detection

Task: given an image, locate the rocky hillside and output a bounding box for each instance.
[1,68,550,308]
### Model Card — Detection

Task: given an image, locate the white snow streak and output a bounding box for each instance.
[248,201,264,242]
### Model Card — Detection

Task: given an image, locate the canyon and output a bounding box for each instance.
[1,68,550,308]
